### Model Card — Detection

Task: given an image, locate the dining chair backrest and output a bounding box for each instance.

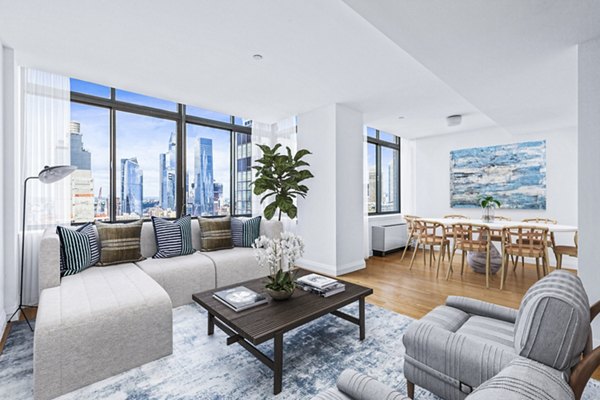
[414,219,446,241]
[522,217,558,225]
[443,214,468,219]
[404,215,420,230]
[450,222,491,251]
[503,226,549,256]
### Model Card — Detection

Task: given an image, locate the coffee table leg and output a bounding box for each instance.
[273,332,283,395]
[208,312,215,336]
[359,297,365,341]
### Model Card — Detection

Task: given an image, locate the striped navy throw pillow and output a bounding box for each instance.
[231,216,262,247]
[57,223,100,276]
[152,216,195,258]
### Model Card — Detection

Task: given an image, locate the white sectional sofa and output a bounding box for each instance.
[34,218,282,400]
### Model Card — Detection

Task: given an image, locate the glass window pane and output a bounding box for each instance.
[70,78,111,98]
[70,103,111,222]
[186,124,231,216]
[186,105,232,123]
[380,147,399,212]
[234,132,252,215]
[367,143,377,213]
[379,131,397,143]
[234,116,252,127]
[367,127,377,138]
[116,111,177,219]
[115,89,177,111]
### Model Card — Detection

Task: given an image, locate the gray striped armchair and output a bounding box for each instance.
[313,271,600,400]
[403,270,600,400]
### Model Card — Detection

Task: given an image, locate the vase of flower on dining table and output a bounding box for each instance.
[480,195,501,222]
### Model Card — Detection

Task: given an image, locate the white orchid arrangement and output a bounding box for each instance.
[253,232,305,293]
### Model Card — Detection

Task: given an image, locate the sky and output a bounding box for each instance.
[70,78,238,200]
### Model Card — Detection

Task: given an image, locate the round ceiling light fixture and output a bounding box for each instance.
[398,116,405,119]
[447,114,462,127]
[252,54,263,61]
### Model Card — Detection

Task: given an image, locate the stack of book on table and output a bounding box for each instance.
[213,286,268,312]
[296,273,346,297]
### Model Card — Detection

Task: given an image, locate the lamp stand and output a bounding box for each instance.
[7,176,38,332]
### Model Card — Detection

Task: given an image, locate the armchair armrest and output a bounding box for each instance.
[403,321,516,391]
[336,370,407,400]
[446,296,518,323]
[468,358,574,400]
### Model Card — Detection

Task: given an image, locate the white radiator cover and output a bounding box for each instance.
[372,223,408,256]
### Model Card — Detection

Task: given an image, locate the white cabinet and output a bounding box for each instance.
[372,223,408,256]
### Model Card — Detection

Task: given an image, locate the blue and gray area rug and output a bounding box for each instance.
[1,303,599,400]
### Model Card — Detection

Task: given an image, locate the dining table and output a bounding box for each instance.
[420,217,578,274]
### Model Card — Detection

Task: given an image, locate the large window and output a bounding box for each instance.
[69,78,252,222]
[367,129,400,214]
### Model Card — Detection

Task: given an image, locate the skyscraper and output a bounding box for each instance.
[194,138,214,215]
[121,157,143,217]
[159,132,176,211]
[70,121,95,222]
[235,133,252,215]
[70,121,91,170]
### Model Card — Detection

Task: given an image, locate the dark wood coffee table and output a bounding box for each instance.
[192,269,373,395]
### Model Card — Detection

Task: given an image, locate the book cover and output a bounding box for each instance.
[297,273,338,289]
[213,286,267,311]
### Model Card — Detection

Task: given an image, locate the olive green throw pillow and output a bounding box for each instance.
[198,216,233,251]
[96,220,145,265]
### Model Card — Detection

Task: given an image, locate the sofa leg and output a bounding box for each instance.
[407,380,415,399]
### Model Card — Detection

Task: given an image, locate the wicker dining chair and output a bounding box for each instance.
[446,223,493,288]
[442,215,468,259]
[409,219,450,278]
[514,218,557,270]
[551,231,578,269]
[400,215,420,261]
[500,226,550,290]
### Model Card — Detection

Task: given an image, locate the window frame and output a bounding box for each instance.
[70,86,252,222]
[367,129,401,215]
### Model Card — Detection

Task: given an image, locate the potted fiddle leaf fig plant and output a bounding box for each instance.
[251,143,314,221]
[479,195,501,222]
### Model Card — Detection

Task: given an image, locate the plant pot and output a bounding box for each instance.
[265,287,295,301]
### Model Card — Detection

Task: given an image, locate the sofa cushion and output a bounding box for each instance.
[456,316,515,352]
[231,216,262,247]
[56,223,99,276]
[198,216,233,251]
[136,252,216,307]
[151,216,195,258]
[514,270,590,371]
[96,220,145,265]
[420,305,469,332]
[201,247,269,287]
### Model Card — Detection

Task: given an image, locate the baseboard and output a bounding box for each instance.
[296,258,366,277]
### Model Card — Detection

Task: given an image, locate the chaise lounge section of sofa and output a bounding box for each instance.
[34,218,282,400]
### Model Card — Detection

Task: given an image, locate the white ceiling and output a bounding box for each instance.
[1,0,599,138]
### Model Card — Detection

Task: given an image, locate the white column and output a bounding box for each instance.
[578,36,600,344]
[296,104,365,276]
[2,45,18,321]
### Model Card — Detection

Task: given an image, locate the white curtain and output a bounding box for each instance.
[251,117,298,232]
[19,68,70,305]
[363,128,370,259]
[400,137,417,215]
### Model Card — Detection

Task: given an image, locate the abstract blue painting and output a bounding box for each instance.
[450,140,546,209]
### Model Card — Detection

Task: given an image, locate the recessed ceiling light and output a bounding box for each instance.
[252,54,263,60]
[398,116,405,119]
[447,114,462,126]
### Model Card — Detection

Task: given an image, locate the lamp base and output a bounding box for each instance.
[7,304,33,331]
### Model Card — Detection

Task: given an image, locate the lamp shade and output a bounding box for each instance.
[38,165,77,184]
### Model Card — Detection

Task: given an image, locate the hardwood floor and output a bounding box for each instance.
[343,248,600,380]
[1,252,597,382]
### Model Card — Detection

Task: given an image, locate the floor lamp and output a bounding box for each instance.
[8,165,77,331]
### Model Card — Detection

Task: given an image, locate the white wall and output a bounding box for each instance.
[0,43,5,334]
[578,35,600,344]
[297,104,365,276]
[414,125,578,267]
